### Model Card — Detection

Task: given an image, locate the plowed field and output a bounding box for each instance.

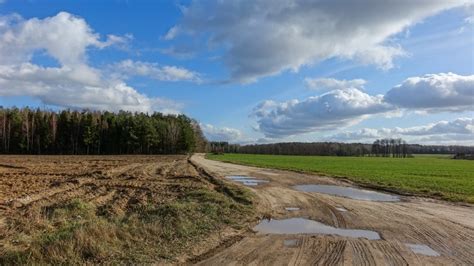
[0,155,255,264]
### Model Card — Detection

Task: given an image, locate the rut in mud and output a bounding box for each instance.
[192,154,474,265]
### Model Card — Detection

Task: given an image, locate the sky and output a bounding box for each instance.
[0,0,473,145]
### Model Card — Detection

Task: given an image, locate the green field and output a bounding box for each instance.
[207,154,474,203]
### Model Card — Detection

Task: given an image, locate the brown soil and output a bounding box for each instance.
[192,154,474,265]
[0,154,255,263]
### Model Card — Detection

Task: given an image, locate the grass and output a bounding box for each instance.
[207,153,474,203]
[1,188,255,264]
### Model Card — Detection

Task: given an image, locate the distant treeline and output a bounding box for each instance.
[0,107,207,155]
[371,138,409,157]
[209,140,474,157]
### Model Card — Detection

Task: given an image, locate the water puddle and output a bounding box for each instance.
[253,217,380,240]
[293,185,399,202]
[405,243,440,256]
[226,176,270,186]
[283,239,299,247]
[285,207,300,211]
[335,207,348,212]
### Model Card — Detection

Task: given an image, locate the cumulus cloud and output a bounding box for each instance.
[254,73,473,138]
[253,88,392,138]
[0,63,182,113]
[326,117,474,144]
[305,77,366,91]
[0,12,184,113]
[0,12,126,66]
[111,60,200,82]
[200,124,243,142]
[384,73,474,112]
[168,0,468,83]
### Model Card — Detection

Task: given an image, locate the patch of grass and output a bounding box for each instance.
[1,186,255,264]
[207,153,474,203]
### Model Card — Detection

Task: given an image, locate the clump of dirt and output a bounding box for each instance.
[0,155,256,264]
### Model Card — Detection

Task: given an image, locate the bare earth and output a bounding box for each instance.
[191,154,474,265]
[0,154,473,265]
[0,154,251,263]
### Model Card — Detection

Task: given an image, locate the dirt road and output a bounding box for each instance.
[192,154,474,265]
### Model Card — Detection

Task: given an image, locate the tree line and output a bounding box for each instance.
[0,107,207,155]
[209,140,474,157]
[209,142,373,156]
[371,138,409,157]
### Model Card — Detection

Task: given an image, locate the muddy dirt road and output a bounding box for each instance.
[192,154,474,265]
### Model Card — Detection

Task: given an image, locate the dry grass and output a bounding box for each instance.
[0,155,255,264]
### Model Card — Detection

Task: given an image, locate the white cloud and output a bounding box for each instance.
[0,12,184,114]
[200,123,243,142]
[304,77,366,91]
[0,12,126,66]
[464,4,474,24]
[327,117,474,144]
[253,88,392,138]
[0,63,182,113]
[396,117,474,136]
[384,73,474,112]
[112,60,200,82]
[254,72,473,138]
[163,26,180,41]
[168,0,468,83]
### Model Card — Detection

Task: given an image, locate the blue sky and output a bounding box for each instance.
[0,0,473,145]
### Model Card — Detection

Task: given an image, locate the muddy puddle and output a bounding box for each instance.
[253,217,380,240]
[405,243,440,256]
[226,176,269,186]
[335,207,348,212]
[293,184,399,202]
[285,207,300,211]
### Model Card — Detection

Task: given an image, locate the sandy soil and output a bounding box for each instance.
[192,154,474,265]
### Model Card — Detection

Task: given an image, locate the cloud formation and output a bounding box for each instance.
[327,117,474,144]
[0,12,124,66]
[111,60,200,82]
[200,123,243,142]
[384,73,474,112]
[253,88,391,138]
[168,0,468,83]
[0,12,186,113]
[254,73,473,138]
[0,63,182,113]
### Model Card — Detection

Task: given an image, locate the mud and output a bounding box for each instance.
[192,154,474,265]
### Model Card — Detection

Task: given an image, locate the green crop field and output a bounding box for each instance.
[207,153,474,203]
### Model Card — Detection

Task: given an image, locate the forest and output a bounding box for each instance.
[0,107,206,154]
[209,140,474,157]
